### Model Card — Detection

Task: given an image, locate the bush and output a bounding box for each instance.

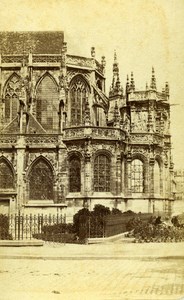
[33,222,76,243]
[0,214,13,240]
[33,232,77,243]
[111,208,122,215]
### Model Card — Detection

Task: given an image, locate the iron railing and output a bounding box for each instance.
[8,212,65,240]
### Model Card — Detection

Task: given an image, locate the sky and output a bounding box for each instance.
[0,0,184,168]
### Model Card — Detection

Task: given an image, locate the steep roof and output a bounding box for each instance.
[0,31,64,54]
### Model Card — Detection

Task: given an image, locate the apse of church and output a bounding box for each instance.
[0,31,174,219]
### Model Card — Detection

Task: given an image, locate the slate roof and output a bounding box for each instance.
[0,31,64,54]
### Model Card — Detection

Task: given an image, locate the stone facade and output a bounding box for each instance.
[173,170,184,215]
[0,31,174,220]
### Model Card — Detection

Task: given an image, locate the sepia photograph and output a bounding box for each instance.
[0,0,184,299]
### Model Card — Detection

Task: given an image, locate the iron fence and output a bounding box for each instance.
[8,212,66,240]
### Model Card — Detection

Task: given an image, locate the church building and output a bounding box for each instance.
[0,31,174,220]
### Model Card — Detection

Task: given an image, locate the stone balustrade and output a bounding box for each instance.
[130,133,164,146]
[63,126,126,141]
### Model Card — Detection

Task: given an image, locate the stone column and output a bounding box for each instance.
[15,136,26,211]
[125,154,132,196]
[57,137,68,203]
[84,150,91,207]
[160,165,164,196]
[149,158,154,197]
[116,154,122,195]
[148,199,152,213]
[164,161,168,199]
[169,162,174,198]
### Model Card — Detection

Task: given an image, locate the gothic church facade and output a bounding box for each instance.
[0,31,174,220]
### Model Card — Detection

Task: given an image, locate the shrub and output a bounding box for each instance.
[0,214,13,240]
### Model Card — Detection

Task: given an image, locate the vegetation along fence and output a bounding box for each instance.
[78,213,153,240]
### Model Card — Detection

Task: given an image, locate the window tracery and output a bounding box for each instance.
[0,159,14,189]
[69,156,81,192]
[36,74,59,132]
[131,159,144,193]
[29,158,54,200]
[94,154,110,192]
[70,76,89,125]
[4,74,21,122]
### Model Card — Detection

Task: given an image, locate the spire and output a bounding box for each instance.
[150,67,157,90]
[109,51,123,97]
[112,50,119,87]
[126,75,130,93]
[146,82,148,90]
[130,72,135,91]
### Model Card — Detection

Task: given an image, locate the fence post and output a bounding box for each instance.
[88,216,91,238]
[21,214,24,240]
[18,210,21,240]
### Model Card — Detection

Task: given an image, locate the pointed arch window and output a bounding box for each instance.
[36,74,59,132]
[0,159,14,189]
[69,156,81,192]
[4,74,21,122]
[29,158,54,200]
[154,160,161,195]
[70,76,89,125]
[131,159,144,193]
[94,154,110,192]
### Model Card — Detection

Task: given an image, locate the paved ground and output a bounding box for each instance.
[0,241,184,259]
[0,242,184,300]
[0,256,184,300]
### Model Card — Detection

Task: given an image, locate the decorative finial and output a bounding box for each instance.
[62,42,67,53]
[113,101,120,127]
[91,47,95,58]
[126,75,130,93]
[165,82,169,96]
[114,50,117,63]
[150,67,157,90]
[130,72,135,91]
[101,56,106,68]
[101,56,106,74]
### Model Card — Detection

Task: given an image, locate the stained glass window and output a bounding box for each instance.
[131,159,144,193]
[29,159,54,200]
[154,161,161,194]
[0,160,14,189]
[70,77,89,125]
[4,73,20,122]
[94,155,110,192]
[36,74,59,132]
[69,156,81,192]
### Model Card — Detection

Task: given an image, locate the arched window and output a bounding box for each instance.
[154,160,161,194]
[69,156,81,192]
[94,154,110,192]
[4,73,21,122]
[0,159,14,189]
[29,158,54,200]
[131,159,144,193]
[36,74,59,132]
[70,76,89,125]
